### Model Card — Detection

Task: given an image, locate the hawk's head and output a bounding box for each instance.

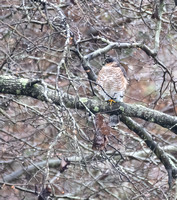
[105,57,115,64]
[104,57,127,79]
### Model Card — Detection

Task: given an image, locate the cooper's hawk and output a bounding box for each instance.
[97,57,128,127]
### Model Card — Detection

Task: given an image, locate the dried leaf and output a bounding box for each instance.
[59,158,70,173]
[92,130,109,151]
[92,114,110,150]
[95,114,110,135]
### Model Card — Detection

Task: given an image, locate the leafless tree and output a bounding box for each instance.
[0,0,177,199]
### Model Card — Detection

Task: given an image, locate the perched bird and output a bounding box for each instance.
[97,57,128,127]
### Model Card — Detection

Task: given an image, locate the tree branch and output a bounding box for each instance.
[153,0,164,54]
[84,37,156,60]
[0,75,177,134]
[1,156,83,183]
[120,115,177,188]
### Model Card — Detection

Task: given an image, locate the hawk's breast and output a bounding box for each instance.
[97,62,128,101]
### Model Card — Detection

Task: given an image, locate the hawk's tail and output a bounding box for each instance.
[109,114,120,127]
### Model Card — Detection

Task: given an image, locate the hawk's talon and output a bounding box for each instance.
[108,99,116,105]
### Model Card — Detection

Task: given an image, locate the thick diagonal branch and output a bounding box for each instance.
[120,115,177,187]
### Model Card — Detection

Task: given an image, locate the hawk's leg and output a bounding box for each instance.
[107,99,119,127]
[108,99,116,105]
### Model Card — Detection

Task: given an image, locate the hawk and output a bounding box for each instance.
[97,57,128,127]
